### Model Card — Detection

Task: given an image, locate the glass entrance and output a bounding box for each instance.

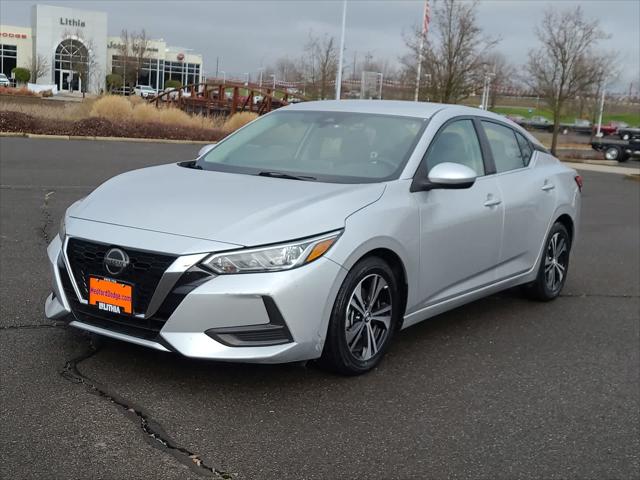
[58,70,81,92]
[54,39,88,93]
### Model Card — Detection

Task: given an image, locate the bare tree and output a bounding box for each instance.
[303,33,337,100]
[115,29,136,87]
[401,0,498,103]
[526,6,610,154]
[484,52,515,109]
[132,29,150,85]
[28,53,49,83]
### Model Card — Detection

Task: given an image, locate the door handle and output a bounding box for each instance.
[541,182,555,191]
[483,198,502,207]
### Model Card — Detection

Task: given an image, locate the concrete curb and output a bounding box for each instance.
[563,161,640,176]
[0,131,213,145]
[559,158,618,166]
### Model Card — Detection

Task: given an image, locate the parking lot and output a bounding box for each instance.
[1,137,638,479]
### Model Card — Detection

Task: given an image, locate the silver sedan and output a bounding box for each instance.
[46,100,582,375]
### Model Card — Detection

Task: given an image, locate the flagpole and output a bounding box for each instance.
[414,0,428,102]
[336,0,347,100]
[414,34,425,102]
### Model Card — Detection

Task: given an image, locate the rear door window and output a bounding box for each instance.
[515,132,534,166]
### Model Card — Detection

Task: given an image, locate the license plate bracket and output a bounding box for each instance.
[88,276,134,315]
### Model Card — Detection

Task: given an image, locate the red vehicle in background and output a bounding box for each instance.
[594,121,629,138]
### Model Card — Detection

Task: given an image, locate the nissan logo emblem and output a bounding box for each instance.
[104,248,129,275]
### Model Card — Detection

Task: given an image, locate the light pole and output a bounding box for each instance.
[335,0,347,100]
[377,72,383,100]
[596,87,606,137]
[258,67,264,88]
[480,72,494,110]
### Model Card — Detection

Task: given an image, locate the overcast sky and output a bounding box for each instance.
[1,0,638,91]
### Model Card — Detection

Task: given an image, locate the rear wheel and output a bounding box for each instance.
[526,222,571,301]
[319,256,400,375]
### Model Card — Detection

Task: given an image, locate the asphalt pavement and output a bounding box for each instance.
[1,137,638,479]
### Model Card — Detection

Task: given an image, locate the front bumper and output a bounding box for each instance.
[45,235,346,363]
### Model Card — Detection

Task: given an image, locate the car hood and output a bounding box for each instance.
[71,163,385,247]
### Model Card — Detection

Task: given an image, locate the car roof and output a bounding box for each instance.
[284,99,511,122]
[283,99,545,149]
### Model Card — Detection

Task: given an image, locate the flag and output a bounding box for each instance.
[422,0,431,37]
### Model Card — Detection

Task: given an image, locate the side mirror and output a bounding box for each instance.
[197,144,216,158]
[412,162,477,191]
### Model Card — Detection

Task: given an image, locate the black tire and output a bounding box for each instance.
[604,146,621,161]
[319,256,401,375]
[525,222,571,301]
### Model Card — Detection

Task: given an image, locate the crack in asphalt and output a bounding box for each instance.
[0,323,65,330]
[60,341,234,479]
[39,190,55,245]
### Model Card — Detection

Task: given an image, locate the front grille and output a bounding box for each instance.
[59,262,210,342]
[66,238,176,315]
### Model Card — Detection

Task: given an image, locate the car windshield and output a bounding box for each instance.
[198,110,426,183]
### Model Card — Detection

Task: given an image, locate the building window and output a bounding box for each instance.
[0,44,18,75]
[111,55,200,90]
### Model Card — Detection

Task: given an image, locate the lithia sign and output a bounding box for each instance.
[60,18,86,27]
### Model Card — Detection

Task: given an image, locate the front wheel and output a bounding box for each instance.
[319,256,401,375]
[525,222,571,301]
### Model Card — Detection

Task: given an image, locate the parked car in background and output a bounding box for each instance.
[46,100,582,375]
[593,121,628,138]
[133,85,157,98]
[0,73,10,87]
[522,115,553,131]
[592,137,640,162]
[506,114,526,125]
[618,127,640,141]
[112,86,133,96]
[560,119,592,135]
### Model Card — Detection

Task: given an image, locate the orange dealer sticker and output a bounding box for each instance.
[89,277,133,315]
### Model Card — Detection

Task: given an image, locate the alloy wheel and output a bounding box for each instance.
[605,147,619,160]
[345,274,393,361]
[544,232,569,293]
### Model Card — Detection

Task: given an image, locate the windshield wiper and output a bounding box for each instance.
[258,171,316,181]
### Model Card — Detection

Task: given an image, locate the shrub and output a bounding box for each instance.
[165,79,182,90]
[41,89,53,98]
[131,103,158,123]
[223,112,258,132]
[106,73,123,91]
[90,95,132,121]
[11,67,30,83]
[156,106,192,126]
[128,95,144,106]
[0,86,35,97]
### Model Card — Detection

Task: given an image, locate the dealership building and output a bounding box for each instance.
[0,4,204,93]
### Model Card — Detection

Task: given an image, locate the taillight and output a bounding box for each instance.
[574,175,583,192]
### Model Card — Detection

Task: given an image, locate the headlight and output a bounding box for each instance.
[59,216,66,240]
[201,231,341,274]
